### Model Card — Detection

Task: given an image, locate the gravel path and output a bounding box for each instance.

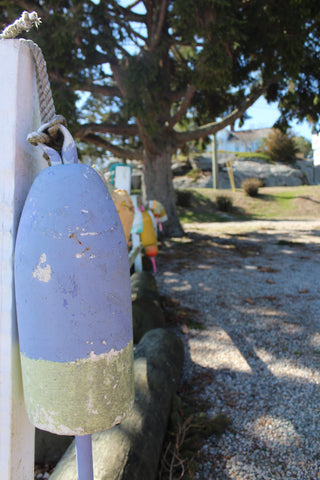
[156,220,320,480]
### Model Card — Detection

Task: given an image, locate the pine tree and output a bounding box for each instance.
[1,1,320,235]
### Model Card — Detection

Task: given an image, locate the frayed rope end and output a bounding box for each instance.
[0,11,41,39]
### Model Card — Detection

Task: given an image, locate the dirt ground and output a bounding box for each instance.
[156,219,320,479]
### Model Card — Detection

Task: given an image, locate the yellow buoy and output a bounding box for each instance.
[140,208,158,272]
[148,200,167,231]
[111,189,134,244]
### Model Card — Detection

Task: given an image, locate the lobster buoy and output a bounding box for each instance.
[108,162,133,192]
[110,189,135,245]
[140,207,158,273]
[131,195,143,235]
[148,200,168,232]
[14,126,134,436]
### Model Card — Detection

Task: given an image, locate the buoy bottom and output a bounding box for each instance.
[20,340,134,435]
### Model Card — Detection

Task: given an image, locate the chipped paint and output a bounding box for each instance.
[32,253,52,283]
[79,231,99,237]
[75,247,90,259]
[20,340,134,435]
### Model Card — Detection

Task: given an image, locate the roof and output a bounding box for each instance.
[228,128,275,143]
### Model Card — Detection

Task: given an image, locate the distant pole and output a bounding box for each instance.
[212,134,219,189]
[226,158,236,192]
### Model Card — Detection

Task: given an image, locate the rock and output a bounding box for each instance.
[173,158,313,189]
[192,155,212,171]
[226,159,306,188]
[131,271,165,344]
[50,328,185,480]
[171,159,192,176]
[295,158,314,184]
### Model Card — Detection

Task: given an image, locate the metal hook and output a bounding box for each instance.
[37,143,63,166]
[60,125,78,165]
[37,125,78,166]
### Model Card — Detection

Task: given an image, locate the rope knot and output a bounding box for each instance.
[0,11,41,39]
[21,11,41,32]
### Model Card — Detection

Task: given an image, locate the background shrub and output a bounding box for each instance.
[261,129,299,164]
[175,190,193,207]
[242,178,263,197]
[216,195,233,212]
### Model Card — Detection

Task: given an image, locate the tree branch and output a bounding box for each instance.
[75,83,122,97]
[168,84,197,128]
[49,72,122,97]
[75,122,139,137]
[174,85,270,144]
[110,63,128,97]
[111,3,146,24]
[77,133,143,161]
[13,0,45,18]
[150,0,168,51]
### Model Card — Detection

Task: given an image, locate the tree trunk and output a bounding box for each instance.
[142,146,184,237]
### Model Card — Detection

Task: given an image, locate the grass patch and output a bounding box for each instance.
[176,190,242,223]
[218,150,272,162]
[186,168,203,180]
[176,185,320,223]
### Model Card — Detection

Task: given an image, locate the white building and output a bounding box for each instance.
[216,127,274,153]
[312,133,320,166]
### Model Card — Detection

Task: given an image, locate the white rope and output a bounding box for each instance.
[0,11,66,149]
[23,39,56,124]
[0,11,41,39]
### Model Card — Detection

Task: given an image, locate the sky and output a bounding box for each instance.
[235,97,313,141]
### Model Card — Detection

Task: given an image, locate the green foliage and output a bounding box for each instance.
[294,136,312,159]
[261,129,299,164]
[1,0,319,141]
[242,178,263,197]
[1,1,320,235]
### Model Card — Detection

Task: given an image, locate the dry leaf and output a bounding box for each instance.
[258,266,278,273]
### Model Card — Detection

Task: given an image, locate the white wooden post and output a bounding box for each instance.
[312,133,320,183]
[0,39,46,480]
[130,196,142,272]
[212,134,219,189]
[114,165,131,193]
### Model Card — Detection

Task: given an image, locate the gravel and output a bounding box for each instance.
[156,220,320,480]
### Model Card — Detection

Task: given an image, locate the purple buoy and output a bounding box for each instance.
[14,132,134,438]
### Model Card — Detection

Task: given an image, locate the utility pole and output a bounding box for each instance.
[212,134,219,189]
